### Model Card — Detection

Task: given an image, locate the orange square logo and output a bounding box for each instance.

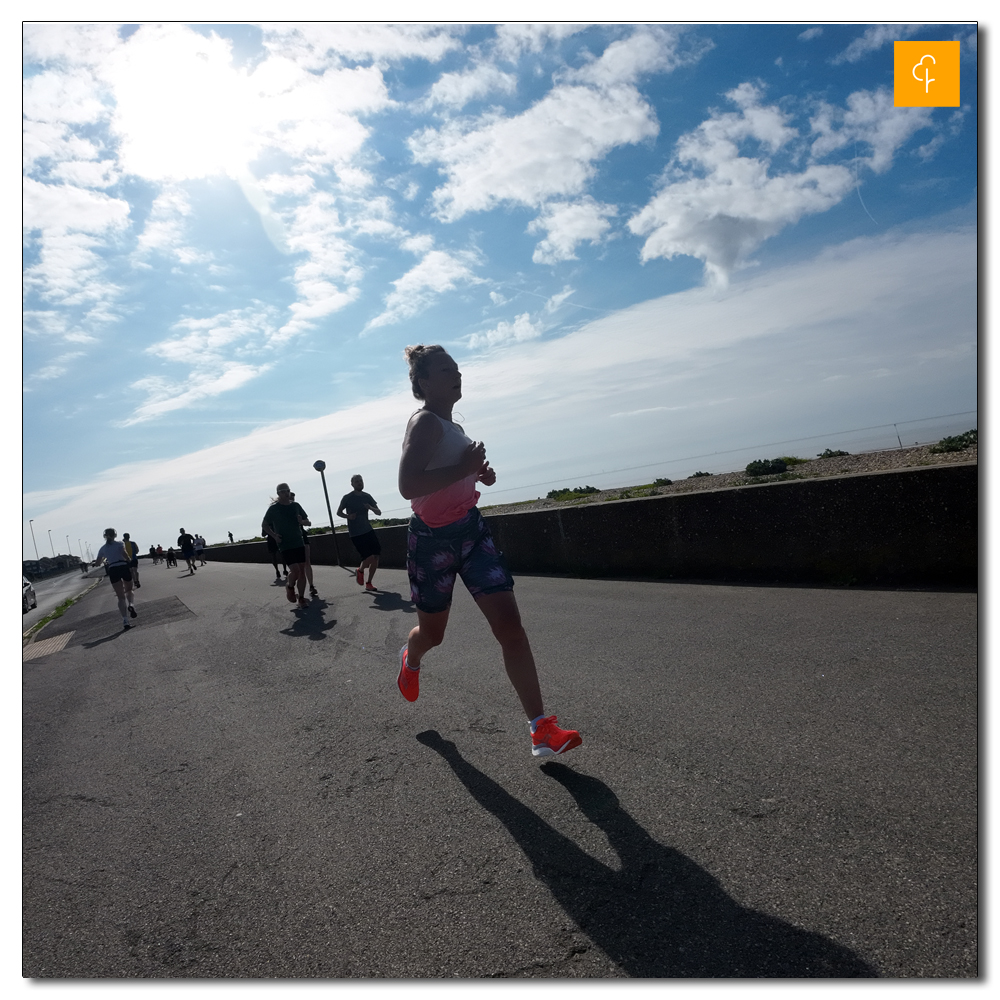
[894,41,960,107]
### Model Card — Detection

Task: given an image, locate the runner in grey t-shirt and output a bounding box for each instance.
[337,474,382,591]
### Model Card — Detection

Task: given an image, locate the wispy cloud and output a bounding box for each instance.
[123,306,280,423]
[831,24,923,64]
[365,249,483,330]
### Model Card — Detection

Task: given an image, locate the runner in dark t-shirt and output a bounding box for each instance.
[262,483,310,607]
[177,529,196,574]
[337,474,382,592]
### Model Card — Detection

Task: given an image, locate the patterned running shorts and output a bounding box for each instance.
[407,507,514,614]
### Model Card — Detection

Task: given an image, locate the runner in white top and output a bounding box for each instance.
[95,527,138,630]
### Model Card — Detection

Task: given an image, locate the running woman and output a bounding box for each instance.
[289,491,318,597]
[336,475,382,592]
[95,528,138,630]
[262,484,310,608]
[396,345,582,758]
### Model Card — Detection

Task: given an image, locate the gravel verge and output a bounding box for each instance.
[479,444,978,517]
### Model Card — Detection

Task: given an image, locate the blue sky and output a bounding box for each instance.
[21,20,978,559]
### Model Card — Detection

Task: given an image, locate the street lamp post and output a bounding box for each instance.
[47,529,55,557]
[313,460,341,566]
[28,520,39,560]
[66,535,71,556]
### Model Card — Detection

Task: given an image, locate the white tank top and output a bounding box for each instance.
[411,413,481,528]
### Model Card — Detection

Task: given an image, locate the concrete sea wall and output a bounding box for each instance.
[206,464,977,587]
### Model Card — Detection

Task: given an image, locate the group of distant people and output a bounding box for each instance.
[260,476,382,609]
[141,533,207,571]
[90,344,581,758]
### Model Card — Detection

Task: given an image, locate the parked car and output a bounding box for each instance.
[22,576,37,614]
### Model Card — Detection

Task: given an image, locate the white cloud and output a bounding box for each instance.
[424,62,517,109]
[50,160,120,188]
[22,180,128,319]
[545,287,575,312]
[798,28,823,42]
[563,26,710,88]
[831,24,922,64]
[365,250,483,330]
[810,88,934,173]
[133,187,212,265]
[493,24,587,60]
[23,176,130,235]
[629,84,854,286]
[261,23,464,71]
[411,84,659,221]
[528,198,617,263]
[25,220,975,551]
[29,351,86,382]
[465,312,544,350]
[123,306,280,424]
[277,191,365,339]
[124,365,271,425]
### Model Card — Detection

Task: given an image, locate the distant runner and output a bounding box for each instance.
[396,344,582,759]
[95,528,138,631]
[262,483,310,608]
[177,529,197,574]
[337,475,382,592]
[290,491,318,598]
[262,504,288,584]
[121,532,140,588]
[195,534,207,566]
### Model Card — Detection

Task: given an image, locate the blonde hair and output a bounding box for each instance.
[404,344,446,400]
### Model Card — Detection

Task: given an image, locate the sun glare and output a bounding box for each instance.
[104,25,262,182]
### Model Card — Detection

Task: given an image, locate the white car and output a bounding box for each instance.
[22,576,37,614]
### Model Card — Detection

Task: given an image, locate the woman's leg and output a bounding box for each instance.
[110,578,128,620]
[406,606,450,668]
[474,591,543,720]
[363,554,378,584]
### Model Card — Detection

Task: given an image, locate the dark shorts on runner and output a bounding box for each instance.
[407,507,513,614]
[283,546,306,565]
[106,564,133,584]
[352,529,381,560]
[181,546,194,560]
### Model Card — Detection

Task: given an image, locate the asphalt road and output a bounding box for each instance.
[22,559,977,978]
[21,569,100,632]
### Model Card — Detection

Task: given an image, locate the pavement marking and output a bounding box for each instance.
[23,632,75,662]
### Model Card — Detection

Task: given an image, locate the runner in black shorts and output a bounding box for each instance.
[177,528,196,574]
[336,475,382,592]
[262,506,288,583]
[262,484,310,608]
[290,491,318,597]
[396,345,582,759]
[95,528,138,630]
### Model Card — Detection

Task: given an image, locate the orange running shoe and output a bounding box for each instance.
[356,567,364,586]
[531,716,582,758]
[397,645,419,702]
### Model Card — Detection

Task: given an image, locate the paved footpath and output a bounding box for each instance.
[22,560,977,978]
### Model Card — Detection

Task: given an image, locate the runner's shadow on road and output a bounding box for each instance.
[367,590,416,614]
[415,730,876,979]
[81,631,128,649]
[279,599,337,641]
